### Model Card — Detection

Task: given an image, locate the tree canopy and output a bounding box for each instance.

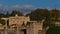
[46,26,60,34]
[0,19,5,25]
[0,9,60,26]
[0,10,23,25]
[26,8,60,27]
[26,9,50,21]
[10,10,23,16]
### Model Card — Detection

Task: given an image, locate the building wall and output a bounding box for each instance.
[0,21,45,34]
[32,22,43,34]
[9,15,30,26]
[0,14,45,34]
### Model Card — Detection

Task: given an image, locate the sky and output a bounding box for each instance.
[0,0,60,8]
[0,0,60,14]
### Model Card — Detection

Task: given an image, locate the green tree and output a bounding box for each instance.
[0,14,6,18]
[46,26,60,34]
[26,9,50,21]
[26,8,60,28]
[0,19,5,25]
[5,11,10,17]
[43,9,60,28]
[10,10,23,16]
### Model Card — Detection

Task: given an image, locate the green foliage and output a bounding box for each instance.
[26,8,60,27]
[26,9,50,21]
[10,10,23,16]
[0,14,6,18]
[0,19,5,25]
[46,26,60,34]
[0,10,23,25]
[5,11,10,17]
[0,9,60,27]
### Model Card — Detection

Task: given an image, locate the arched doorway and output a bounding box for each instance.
[21,29,27,34]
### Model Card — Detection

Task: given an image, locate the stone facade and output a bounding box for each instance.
[9,14,30,26]
[0,14,46,34]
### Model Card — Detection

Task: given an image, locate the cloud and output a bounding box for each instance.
[0,4,37,14]
[11,5,37,10]
[4,5,37,11]
[0,4,4,10]
[22,5,36,8]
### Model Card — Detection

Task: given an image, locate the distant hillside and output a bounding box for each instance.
[0,5,37,14]
[0,8,37,15]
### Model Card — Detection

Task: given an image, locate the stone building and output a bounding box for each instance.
[0,14,46,34]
